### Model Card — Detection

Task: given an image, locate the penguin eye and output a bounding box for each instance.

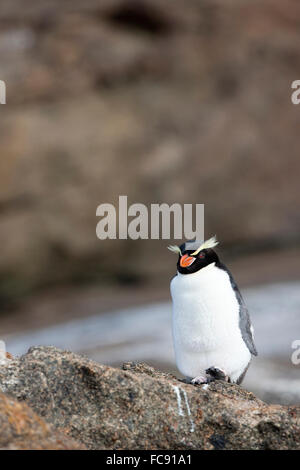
[199,252,205,259]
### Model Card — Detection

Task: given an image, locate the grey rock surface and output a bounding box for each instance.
[5,281,300,405]
[0,346,299,449]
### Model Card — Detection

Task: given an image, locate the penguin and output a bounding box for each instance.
[168,235,257,385]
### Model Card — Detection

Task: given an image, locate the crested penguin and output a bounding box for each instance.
[168,236,257,385]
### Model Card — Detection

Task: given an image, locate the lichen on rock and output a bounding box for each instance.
[0,391,84,450]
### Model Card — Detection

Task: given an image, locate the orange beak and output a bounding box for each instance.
[180,254,196,268]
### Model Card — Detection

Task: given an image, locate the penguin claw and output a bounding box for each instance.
[206,367,230,382]
[191,375,210,385]
[190,367,230,385]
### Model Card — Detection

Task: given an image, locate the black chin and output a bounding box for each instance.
[177,262,200,275]
[176,248,219,274]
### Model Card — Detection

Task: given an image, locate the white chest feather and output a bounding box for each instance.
[170,263,251,381]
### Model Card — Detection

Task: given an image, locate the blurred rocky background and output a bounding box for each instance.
[0,0,299,406]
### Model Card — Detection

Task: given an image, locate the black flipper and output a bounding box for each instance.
[236,361,251,385]
[217,262,258,357]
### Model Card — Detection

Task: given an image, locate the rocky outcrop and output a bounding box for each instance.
[0,391,84,449]
[0,347,299,449]
[1,0,300,302]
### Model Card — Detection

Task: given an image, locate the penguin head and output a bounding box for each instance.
[168,235,219,275]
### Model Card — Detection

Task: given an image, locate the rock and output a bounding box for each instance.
[0,346,299,449]
[0,391,84,449]
[1,0,300,302]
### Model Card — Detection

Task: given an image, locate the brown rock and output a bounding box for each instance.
[0,391,85,449]
[0,0,300,301]
[0,346,299,449]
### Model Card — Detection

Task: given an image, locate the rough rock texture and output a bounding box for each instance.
[0,346,299,450]
[0,391,84,449]
[1,0,300,302]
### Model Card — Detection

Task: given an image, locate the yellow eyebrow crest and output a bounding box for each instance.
[167,245,182,256]
[190,235,219,256]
